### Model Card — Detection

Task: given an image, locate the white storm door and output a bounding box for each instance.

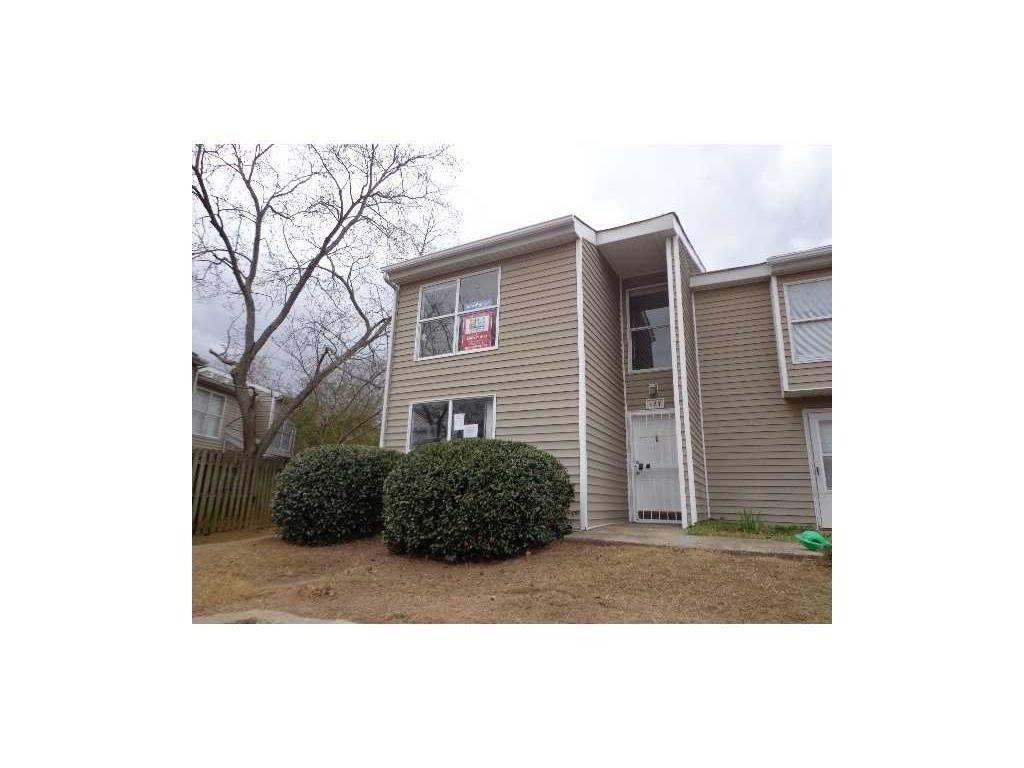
[629,411,682,523]
[807,411,832,527]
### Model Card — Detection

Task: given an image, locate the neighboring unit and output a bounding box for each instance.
[191,353,297,457]
[379,214,832,530]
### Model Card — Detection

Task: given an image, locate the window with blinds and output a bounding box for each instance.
[784,278,832,363]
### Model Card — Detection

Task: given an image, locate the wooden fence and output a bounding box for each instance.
[192,449,288,535]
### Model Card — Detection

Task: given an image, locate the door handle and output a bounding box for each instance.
[635,461,644,473]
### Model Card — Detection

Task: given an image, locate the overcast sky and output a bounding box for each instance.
[193,144,831,362]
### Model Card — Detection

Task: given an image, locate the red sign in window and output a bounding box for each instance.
[459,309,495,351]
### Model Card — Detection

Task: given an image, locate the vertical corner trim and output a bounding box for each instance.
[575,238,589,531]
[672,237,698,526]
[664,237,690,529]
[769,275,790,392]
[379,280,399,448]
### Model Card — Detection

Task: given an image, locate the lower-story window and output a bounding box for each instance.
[408,396,495,449]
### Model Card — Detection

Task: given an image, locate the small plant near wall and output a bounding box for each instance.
[272,445,400,546]
[383,440,573,563]
[738,510,762,534]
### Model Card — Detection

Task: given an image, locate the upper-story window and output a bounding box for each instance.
[416,269,500,359]
[192,387,225,438]
[270,421,296,454]
[784,277,832,363]
[628,286,672,372]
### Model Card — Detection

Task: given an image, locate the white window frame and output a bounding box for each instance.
[405,394,497,452]
[626,283,673,374]
[270,421,296,454]
[414,267,501,360]
[783,276,832,364]
[192,386,226,439]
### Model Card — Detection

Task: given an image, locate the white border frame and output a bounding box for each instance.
[575,239,590,531]
[192,386,226,440]
[664,238,691,529]
[625,408,682,524]
[405,394,497,453]
[624,283,673,374]
[783,276,832,365]
[413,266,502,361]
[802,407,832,529]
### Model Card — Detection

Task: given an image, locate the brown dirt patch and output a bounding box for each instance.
[192,534,831,623]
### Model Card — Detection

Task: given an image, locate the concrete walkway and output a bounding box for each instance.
[193,609,351,624]
[569,523,820,559]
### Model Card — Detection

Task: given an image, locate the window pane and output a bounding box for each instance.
[458,270,499,311]
[817,419,832,454]
[457,308,496,351]
[208,393,224,416]
[787,279,831,320]
[192,410,205,434]
[203,414,221,438]
[411,401,449,447]
[193,389,209,411]
[822,455,832,490]
[418,317,455,357]
[629,289,670,329]
[451,398,491,440]
[792,319,832,362]
[631,327,671,370]
[420,281,456,318]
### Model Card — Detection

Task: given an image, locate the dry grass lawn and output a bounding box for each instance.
[193,530,831,623]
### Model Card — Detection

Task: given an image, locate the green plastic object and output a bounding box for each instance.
[794,530,831,551]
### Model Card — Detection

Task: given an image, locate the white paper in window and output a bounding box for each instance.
[462,424,478,438]
[453,413,465,429]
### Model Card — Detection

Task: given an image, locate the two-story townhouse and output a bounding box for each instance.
[191,354,297,458]
[379,213,831,531]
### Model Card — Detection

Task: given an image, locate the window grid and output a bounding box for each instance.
[415,269,500,360]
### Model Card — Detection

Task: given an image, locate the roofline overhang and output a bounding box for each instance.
[689,244,831,290]
[381,212,707,284]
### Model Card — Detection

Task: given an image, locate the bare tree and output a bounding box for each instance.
[192,144,456,456]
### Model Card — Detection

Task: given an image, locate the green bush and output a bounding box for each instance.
[272,444,400,546]
[382,440,573,562]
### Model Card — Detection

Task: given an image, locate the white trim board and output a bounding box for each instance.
[575,238,590,531]
[769,275,791,391]
[672,237,698,527]
[664,237,690,529]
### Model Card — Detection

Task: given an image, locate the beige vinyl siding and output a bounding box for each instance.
[622,273,675,409]
[677,253,708,520]
[581,241,628,527]
[778,268,832,391]
[381,243,582,523]
[694,280,829,526]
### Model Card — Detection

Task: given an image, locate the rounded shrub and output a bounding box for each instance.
[382,440,573,562]
[272,444,400,546]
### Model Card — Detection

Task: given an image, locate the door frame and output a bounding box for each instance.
[802,407,832,528]
[625,409,680,524]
